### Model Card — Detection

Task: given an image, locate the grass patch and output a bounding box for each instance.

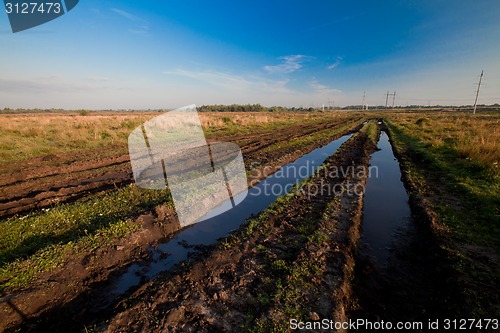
[385,116,499,247]
[384,112,500,317]
[0,113,151,163]
[247,195,344,332]
[0,185,173,292]
[359,119,379,144]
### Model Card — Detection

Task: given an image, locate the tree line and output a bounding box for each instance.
[198,104,319,112]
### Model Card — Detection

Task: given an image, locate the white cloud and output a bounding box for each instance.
[164,68,291,94]
[111,8,137,21]
[309,79,342,96]
[0,72,345,110]
[264,55,308,74]
[164,68,343,107]
[327,57,342,70]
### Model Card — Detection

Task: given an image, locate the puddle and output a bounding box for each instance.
[110,133,353,296]
[359,131,412,266]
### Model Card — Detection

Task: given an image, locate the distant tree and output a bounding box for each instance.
[78,110,90,116]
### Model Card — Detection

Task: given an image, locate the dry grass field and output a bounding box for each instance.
[0,111,354,163]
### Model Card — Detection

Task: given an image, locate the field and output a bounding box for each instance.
[0,110,498,332]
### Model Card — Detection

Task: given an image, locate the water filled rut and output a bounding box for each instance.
[358,130,412,266]
[111,133,354,295]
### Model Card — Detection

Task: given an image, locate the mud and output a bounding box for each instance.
[0,119,361,332]
[11,128,378,332]
[3,119,481,332]
[0,119,360,219]
[106,134,353,297]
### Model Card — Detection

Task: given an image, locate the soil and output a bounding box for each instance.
[98,127,379,333]
[0,119,361,332]
[0,123,377,332]
[3,119,483,332]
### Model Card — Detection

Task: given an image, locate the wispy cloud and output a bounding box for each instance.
[264,55,309,74]
[0,76,106,94]
[327,57,343,70]
[111,8,136,21]
[309,79,342,96]
[111,8,150,34]
[164,68,291,94]
[164,68,344,107]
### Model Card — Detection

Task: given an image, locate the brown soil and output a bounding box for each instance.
[3,120,483,332]
[4,126,377,333]
[0,119,361,332]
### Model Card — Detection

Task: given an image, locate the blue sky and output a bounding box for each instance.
[1,0,499,109]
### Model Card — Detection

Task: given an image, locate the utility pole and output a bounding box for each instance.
[385,91,396,108]
[473,70,483,115]
[362,91,366,110]
[328,99,334,110]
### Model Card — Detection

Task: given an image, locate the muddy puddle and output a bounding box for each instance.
[110,133,353,296]
[359,130,412,266]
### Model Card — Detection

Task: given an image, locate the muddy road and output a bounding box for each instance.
[350,128,461,332]
[98,127,380,333]
[3,122,378,332]
[1,119,482,332]
[1,118,362,331]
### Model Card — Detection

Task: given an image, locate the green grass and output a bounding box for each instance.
[360,119,379,144]
[385,118,499,248]
[0,185,173,292]
[245,195,345,332]
[384,115,499,317]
